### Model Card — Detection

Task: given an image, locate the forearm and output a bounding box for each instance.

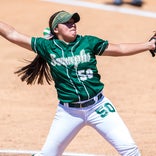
[115,42,152,56]
[104,41,155,56]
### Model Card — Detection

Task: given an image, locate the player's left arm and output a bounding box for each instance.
[102,39,156,56]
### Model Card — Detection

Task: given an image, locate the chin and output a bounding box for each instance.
[70,34,77,41]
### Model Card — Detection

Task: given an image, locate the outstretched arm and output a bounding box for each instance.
[0,21,32,51]
[103,39,156,56]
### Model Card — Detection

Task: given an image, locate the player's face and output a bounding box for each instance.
[54,19,77,43]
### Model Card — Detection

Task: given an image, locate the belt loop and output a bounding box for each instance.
[94,95,98,103]
[79,104,82,108]
[64,103,69,107]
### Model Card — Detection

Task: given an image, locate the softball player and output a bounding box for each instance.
[1,10,156,156]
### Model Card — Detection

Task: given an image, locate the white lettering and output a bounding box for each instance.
[50,49,91,66]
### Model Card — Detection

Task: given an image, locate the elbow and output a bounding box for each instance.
[105,44,127,56]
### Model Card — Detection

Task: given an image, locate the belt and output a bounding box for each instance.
[60,93,103,108]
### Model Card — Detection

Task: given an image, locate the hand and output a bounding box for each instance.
[149,32,156,57]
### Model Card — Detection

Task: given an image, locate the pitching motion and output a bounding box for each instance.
[0,10,156,156]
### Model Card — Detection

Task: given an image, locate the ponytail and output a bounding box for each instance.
[15,55,52,85]
[15,11,63,85]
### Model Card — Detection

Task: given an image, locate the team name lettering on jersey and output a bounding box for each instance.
[50,50,91,66]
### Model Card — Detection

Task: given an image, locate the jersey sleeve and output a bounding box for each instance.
[86,35,109,55]
[31,37,48,58]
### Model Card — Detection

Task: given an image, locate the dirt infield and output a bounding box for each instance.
[0,0,156,155]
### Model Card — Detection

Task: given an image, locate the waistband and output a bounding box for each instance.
[59,93,103,108]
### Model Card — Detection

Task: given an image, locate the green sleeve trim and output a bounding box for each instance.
[31,37,37,53]
[98,40,109,56]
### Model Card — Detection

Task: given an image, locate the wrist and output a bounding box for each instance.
[148,39,156,51]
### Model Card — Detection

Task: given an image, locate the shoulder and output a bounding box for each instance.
[31,37,53,48]
[80,35,106,43]
[79,35,96,40]
[31,37,52,44]
[31,37,53,53]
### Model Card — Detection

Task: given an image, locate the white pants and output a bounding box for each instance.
[36,96,141,156]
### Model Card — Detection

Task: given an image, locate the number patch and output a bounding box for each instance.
[95,103,115,118]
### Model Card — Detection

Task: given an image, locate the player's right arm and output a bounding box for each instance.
[0,21,32,51]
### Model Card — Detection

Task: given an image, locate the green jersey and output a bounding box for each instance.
[31,35,108,103]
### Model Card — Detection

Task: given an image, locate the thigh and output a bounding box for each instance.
[41,105,85,156]
[88,97,139,155]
